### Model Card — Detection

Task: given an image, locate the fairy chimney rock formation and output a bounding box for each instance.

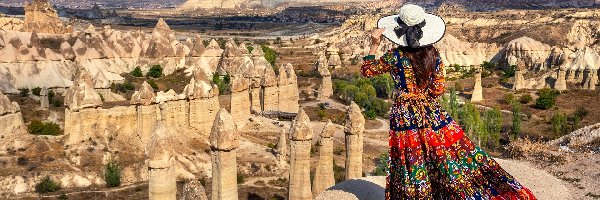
[64,70,102,112]
[327,46,342,69]
[317,53,333,99]
[146,118,176,200]
[555,68,567,91]
[288,108,313,200]
[23,0,68,34]
[262,66,279,112]
[131,81,157,106]
[279,63,300,113]
[145,18,177,58]
[513,66,526,91]
[210,109,239,200]
[39,87,49,110]
[471,68,483,102]
[229,76,251,127]
[276,130,288,168]
[344,102,365,180]
[185,70,221,135]
[583,69,598,90]
[312,120,336,196]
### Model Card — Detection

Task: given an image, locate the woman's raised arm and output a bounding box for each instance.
[360,50,397,78]
[360,28,396,78]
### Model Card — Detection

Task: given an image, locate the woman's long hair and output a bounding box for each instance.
[399,46,439,89]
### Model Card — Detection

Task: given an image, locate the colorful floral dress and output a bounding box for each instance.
[361,49,536,200]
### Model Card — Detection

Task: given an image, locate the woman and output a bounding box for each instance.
[361,4,537,200]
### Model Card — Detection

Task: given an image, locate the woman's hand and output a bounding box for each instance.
[370,28,385,55]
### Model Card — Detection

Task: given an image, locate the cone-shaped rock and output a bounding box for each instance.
[313,120,336,196]
[210,108,239,200]
[131,81,157,106]
[146,119,176,200]
[210,108,239,151]
[344,102,365,180]
[288,108,313,200]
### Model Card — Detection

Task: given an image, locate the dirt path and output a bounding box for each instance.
[317,159,571,200]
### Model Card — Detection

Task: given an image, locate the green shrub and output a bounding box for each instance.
[363,110,377,120]
[535,89,560,110]
[19,88,29,97]
[316,109,326,120]
[131,67,143,77]
[104,159,121,187]
[146,65,163,78]
[246,45,254,53]
[267,143,277,149]
[503,65,517,78]
[212,74,231,95]
[35,176,61,193]
[519,94,533,104]
[372,152,388,176]
[453,82,463,92]
[573,107,589,120]
[261,45,278,67]
[28,120,62,136]
[503,93,515,105]
[482,108,503,147]
[32,87,42,96]
[98,93,105,102]
[52,99,63,108]
[112,82,136,93]
[237,174,245,184]
[147,80,159,90]
[481,61,497,71]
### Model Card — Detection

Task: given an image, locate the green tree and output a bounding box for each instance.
[35,176,61,193]
[147,80,159,90]
[131,66,143,77]
[146,65,163,78]
[28,120,62,136]
[460,102,486,146]
[511,102,522,139]
[483,108,503,147]
[32,87,42,96]
[535,88,560,110]
[261,45,278,67]
[104,159,121,187]
[20,88,29,97]
[551,112,568,137]
[372,152,389,176]
[370,74,395,98]
[448,90,460,121]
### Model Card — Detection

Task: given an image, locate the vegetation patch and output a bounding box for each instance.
[28,120,62,136]
[104,159,121,187]
[35,176,61,193]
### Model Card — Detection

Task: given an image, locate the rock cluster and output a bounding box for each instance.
[0,17,23,31]
[504,37,552,69]
[0,91,28,151]
[288,108,313,200]
[64,70,102,112]
[344,102,365,180]
[23,0,69,34]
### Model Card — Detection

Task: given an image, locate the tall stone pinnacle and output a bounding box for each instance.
[471,68,483,102]
[312,120,336,196]
[146,119,176,200]
[344,102,365,180]
[210,109,239,200]
[288,108,313,200]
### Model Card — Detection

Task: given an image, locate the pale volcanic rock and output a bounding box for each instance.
[278,64,300,113]
[288,108,313,200]
[560,47,600,71]
[276,130,288,168]
[0,17,23,31]
[317,53,333,99]
[144,18,177,58]
[210,109,239,200]
[313,120,336,197]
[567,20,600,50]
[327,45,343,69]
[186,70,221,136]
[435,34,499,67]
[583,70,598,90]
[513,68,526,91]
[344,102,365,180]
[181,179,209,200]
[262,66,279,112]
[178,0,247,10]
[504,37,552,69]
[131,81,157,106]
[554,68,567,91]
[23,0,68,34]
[210,108,240,151]
[472,69,483,101]
[0,91,28,152]
[64,70,102,112]
[229,76,251,127]
[39,87,49,110]
[146,118,177,200]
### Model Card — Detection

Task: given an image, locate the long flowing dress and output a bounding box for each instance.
[361,49,537,200]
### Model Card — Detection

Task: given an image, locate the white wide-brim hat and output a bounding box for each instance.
[378,4,446,47]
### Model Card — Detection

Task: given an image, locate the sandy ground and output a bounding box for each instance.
[316,159,571,200]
